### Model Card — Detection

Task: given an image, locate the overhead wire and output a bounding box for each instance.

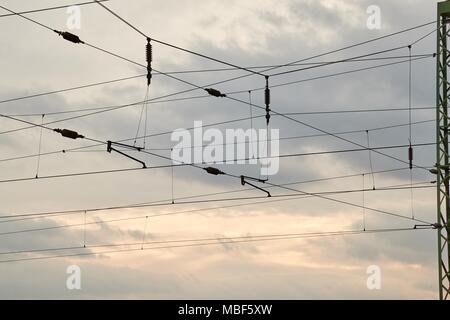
[0,227,434,263]
[0,0,110,18]
[0,166,413,222]
[93,0,266,77]
[0,182,435,239]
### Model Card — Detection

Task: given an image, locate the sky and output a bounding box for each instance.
[0,0,444,299]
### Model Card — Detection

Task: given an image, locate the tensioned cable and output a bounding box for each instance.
[0,8,436,221]
[0,167,411,222]
[0,1,110,18]
[0,4,435,123]
[0,142,435,186]
[0,227,433,263]
[0,5,435,126]
[0,183,434,238]
[68,118,435,153]
[93,0,265,77]
[0,54,433,111]
[0,55,434,136]
[226,55,434,95]
[0,115,435,170]
[269,46,409,77]
[2,227,424,256]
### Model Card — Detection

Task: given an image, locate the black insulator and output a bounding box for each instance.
[146,40,153,86]
[146,42,153,63]
[409,146,414,169]
[265,87,270,106]
[204,167,225,175]
[55,30,84,44]
[205,88,226,98]
[264,76,271,125]
[54,128,84,139]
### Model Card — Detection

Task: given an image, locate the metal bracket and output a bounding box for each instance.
[240,175,271,197]
[107,141,147,168]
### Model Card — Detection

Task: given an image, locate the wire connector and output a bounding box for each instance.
[205,88,227,98]
[54,30,84,44]
[53,128,84,139]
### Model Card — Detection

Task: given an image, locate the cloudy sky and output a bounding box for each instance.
[0,0,443,299]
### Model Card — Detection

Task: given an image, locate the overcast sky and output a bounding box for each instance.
[0,0,443,299]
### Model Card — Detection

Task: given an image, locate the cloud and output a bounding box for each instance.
[0,0,441,299]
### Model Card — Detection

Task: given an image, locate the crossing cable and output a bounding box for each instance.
[259,180,433,225]
[0,113,104,145]
[0,53,433,110]
[226,54,434,95]
[14,24,427,175]
[0,142,435,186]
[12,34,427,174]
[269,46,410,77]
[0,184,434,238]
[0,55,434,135]
[93,0,266,78]
[0,116,435,171]
[0,183,434,235]
[0,7,435,125]
[218,94,433,173]
[0,9,436,190]
[0,227,434,263]
[0,167,413,222]
[0,1,110,18]
[0,7,434,119]
[0,6,436,242]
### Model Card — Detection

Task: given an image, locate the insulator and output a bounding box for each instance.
[54,30,84,44]
[264,76,271,126]
[265,87,270,106]
[146,39,153,86]
[409,146,414,169]
[204,167,225,175]
[146,42,153,63]
[205,88,226,98]
[54,128,84,139]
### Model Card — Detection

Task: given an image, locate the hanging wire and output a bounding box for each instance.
[83,210,87,248]
[366,130,376,190]
[141,216,148,250]
[133,88,149,147]
[35,114,45,178]
[171,149,175,204]
[144,94,149,149]
[362,174,366,231]
[248,90,255,160]
[408,45,415,220]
